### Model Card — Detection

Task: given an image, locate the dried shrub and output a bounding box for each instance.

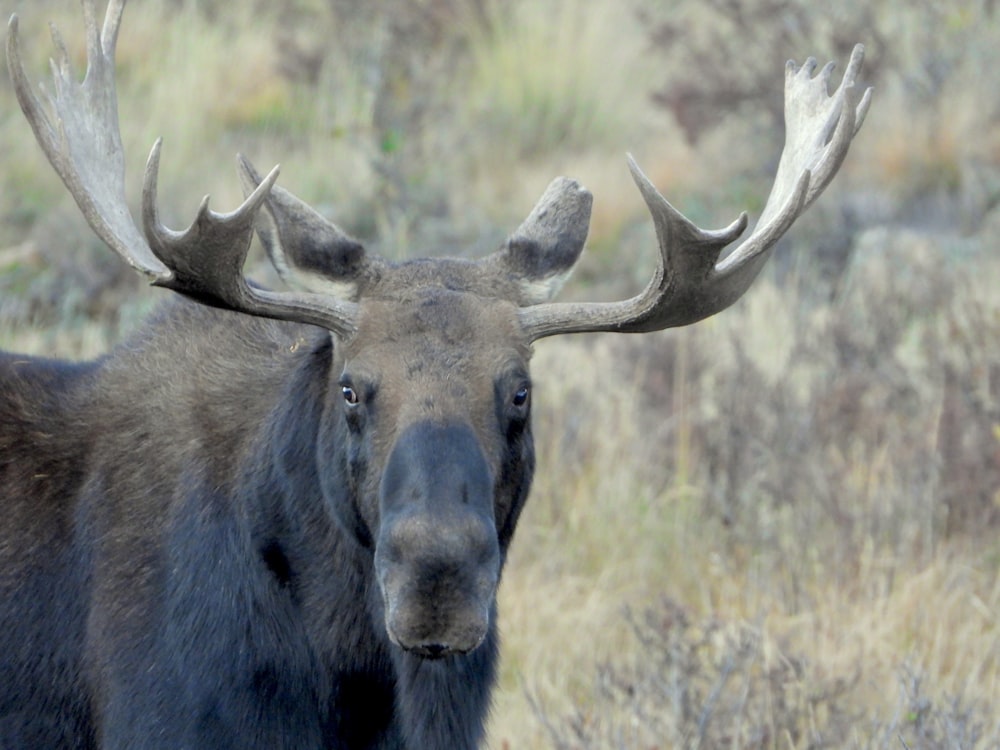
[637,0,888,147]
[530,598,859,749]
[531,599,1000,749]
[638,0,994,149]
[862,665,1000,750]
[621,224,1000,562]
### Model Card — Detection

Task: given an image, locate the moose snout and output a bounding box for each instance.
[375,422,501,657]
[377,513,499,656]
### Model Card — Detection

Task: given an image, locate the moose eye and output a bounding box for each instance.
[341,385,360,406]
[512,385,530,408]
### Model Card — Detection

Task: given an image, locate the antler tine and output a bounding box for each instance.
[8,1,362,339]
[143,144,361,339]
[141,138,276,302]
[520,44,872,341]
[6,1,168,280]
[714,44,870,283]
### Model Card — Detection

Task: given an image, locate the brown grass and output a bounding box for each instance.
[488,252,1000,747]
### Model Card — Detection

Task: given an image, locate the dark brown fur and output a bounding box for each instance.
[0,260,541,747]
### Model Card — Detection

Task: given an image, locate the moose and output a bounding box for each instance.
[0,0,871,747]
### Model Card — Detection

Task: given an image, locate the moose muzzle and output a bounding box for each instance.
[375,422,501,658]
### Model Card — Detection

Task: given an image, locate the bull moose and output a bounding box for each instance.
[0,1,871,747]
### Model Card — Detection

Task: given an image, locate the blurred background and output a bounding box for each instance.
[1,0,998,746]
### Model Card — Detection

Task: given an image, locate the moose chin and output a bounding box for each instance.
[0,1,871,747]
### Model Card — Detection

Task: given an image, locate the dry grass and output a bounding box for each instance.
[486,239,1000,746]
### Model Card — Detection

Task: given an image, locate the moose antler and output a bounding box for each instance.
[8,0,870,344]
[6,0,361,338]
[519,46,872,340]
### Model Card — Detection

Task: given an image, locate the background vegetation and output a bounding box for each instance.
[1,0,998,747]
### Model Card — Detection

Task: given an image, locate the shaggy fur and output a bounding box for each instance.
[0,293,534,748]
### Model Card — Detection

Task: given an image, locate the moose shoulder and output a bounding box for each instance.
[0,1,871,748]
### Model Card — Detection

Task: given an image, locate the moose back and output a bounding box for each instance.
[0,1,871,747]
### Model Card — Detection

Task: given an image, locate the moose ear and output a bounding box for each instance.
[237,155,369,301]
[492,177,593,305]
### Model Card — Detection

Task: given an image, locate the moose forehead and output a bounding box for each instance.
[341,262,531,388]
